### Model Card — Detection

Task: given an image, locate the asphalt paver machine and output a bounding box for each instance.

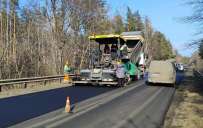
[72,32,144,86]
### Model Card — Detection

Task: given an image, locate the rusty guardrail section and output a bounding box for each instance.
[0,74,75,92]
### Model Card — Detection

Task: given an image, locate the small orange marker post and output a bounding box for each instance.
[65,96,71,113]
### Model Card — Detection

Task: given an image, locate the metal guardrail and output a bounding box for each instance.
[0,74,75,92]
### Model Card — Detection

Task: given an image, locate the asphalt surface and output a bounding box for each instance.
[42,85,175,128]
[11,80,176,128]
[1,72,184,128]
[0,85,115,127]
[11,80,145,127]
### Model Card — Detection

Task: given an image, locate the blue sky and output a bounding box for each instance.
[106,0,198,57]
[19,0,197,56]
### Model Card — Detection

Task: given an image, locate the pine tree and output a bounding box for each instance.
[112,14,125,34]
[126,7,136,31]
[133,11,143,31]
[199,41,203,59]
[143,17,153,61]
[152,31,173,60]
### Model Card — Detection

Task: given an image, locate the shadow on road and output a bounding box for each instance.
[0,85,115,127]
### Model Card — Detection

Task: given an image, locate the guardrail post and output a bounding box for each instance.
[44,80,47,86]
[24,82,27,88]
[59,78,62,83]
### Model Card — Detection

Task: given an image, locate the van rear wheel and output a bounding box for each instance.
[173,83,177,89]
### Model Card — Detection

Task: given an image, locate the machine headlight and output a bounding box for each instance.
[107,79,113,81]
[93,69,101,73]
[103,79,113,82]
[103,79,108,81]
[81,78,90,81]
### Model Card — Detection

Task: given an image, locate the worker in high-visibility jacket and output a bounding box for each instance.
[64,61,71,82]
[120,43,129,58]
[124,61,139,81]
[115,61,127,87]
[64,62,71,74]
[128,62,136,81]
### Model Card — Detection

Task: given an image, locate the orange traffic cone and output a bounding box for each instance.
[65,96,71,113]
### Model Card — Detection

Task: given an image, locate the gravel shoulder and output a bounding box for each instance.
[164,70,203,128]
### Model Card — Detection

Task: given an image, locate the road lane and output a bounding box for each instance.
[45,85,169,128]
[0,85,115,127]
[120,87,175,128]
[2,79,176,128]
[12,80,145,128]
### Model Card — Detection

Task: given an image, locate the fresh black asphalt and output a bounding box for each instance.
[0,72,184,128]
[0,85,115,127]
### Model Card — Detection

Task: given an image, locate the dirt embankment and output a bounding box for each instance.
[164,71,203,128]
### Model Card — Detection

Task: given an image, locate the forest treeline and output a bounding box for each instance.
[0,0,174,79]
[185,0,203,71]
[185,0,203,58]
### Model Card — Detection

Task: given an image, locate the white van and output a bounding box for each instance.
[147,61,176,85]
